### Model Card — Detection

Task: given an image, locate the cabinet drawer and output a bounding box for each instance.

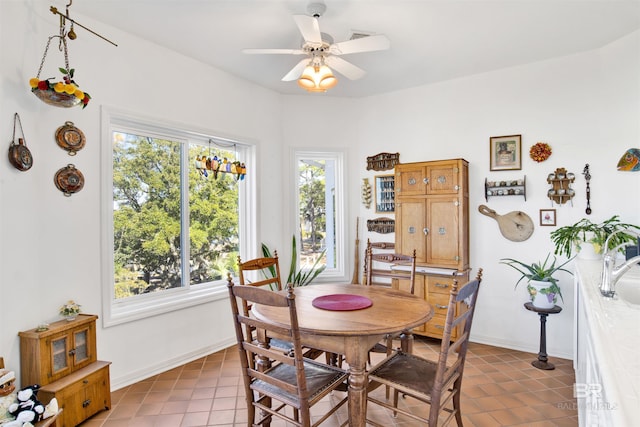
[39,361,111,427]
[425,314,459,339]
[427,277,456,294]
[429,293,453,316]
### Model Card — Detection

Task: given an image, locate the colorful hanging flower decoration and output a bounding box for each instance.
[29,67,91,109]
[529,142,552,162]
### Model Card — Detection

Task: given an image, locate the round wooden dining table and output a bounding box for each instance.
[252,283,433,427]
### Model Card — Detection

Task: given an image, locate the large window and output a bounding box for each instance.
[102,109,255,325]
[294,150,346,281]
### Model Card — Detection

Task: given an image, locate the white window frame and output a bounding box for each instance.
[101,107,256,327]
[292,149,348,282]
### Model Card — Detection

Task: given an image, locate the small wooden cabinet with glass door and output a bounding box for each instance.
[19,314,111,427]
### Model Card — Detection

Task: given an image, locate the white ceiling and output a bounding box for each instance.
[71,0,640,98]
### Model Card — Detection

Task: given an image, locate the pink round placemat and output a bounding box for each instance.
[312,294,373,311]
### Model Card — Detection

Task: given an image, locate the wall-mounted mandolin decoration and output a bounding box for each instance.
[616,148,640,171]
[366,152,400,171]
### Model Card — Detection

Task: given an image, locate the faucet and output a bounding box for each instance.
[600,229,640,297]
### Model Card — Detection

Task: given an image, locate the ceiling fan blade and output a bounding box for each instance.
[243,48,305,55]
[293,15,322,44]
[282,59,310,81]
[325,56,366,80]
[330,34,390,55]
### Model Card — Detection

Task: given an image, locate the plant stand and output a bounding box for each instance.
[524,302,562,370]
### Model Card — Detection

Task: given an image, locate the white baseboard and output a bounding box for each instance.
[470,333,573,360]
[110,337,237,391]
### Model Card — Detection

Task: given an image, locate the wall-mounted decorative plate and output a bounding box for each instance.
[54,164,84,196]
[55,121,86,155]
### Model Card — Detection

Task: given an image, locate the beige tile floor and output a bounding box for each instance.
[80,337,578,426]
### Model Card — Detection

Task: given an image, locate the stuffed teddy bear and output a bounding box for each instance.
[3,385,45,427]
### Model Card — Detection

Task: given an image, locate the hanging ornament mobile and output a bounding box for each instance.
[28,1,116,109]
[194,139,247,181]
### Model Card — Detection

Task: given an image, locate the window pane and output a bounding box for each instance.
[112,132,183,298]
[188,146,239,284]
[298,159,335,269]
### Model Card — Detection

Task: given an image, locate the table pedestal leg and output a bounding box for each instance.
[532,312,555,370]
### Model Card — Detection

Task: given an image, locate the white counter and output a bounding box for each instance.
[574,259,640,426]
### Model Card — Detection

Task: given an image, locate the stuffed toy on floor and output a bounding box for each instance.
[1,384,58,427]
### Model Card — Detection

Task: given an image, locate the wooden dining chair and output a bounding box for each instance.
[237,253,283,291]
[235,255,325,361]
[366,269,483,427]
[227,281,349,427]
[365,244,418,354]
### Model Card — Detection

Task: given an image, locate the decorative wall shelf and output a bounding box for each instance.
[547,167,575,206]
[367,217,395,234]
[485,176,526,201]
[366,152,400,171]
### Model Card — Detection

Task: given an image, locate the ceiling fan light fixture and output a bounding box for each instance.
[298,64,337,92]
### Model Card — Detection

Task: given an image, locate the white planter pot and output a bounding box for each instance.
[527,280,559,309]
[576,232,603,260]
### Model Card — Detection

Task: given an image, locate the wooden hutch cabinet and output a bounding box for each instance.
[19,314,111,427]
[393,159,470,339]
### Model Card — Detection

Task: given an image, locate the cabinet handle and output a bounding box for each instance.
[408,226,416,234]
[435,283,449,288]
[423,227,429,235]
[437,176,446,184]
[68,348,76,356]
[83,379,89,384]
[435,304,448,309]
[82,399,92,408]
[454,185,460,191]
[408,178,416,185]
[435,325,444,330]
[423,177,429,184]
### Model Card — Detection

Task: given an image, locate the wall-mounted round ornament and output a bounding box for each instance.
[54,164,84,196]
[529,142,552,162]
[55,121,86,155]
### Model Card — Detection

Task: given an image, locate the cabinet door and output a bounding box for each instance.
[396,164,427,196]
[49,333,72,381]
[71,323,95,370]
[396,198,427,262]
[425,160,461,195]
[426,197,461,267]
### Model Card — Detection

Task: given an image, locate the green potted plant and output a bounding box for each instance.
[261,235,326,288]
[500,254,573,308]
[550,215,640,259]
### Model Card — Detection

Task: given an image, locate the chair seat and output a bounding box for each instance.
[252,359,348,407]
[369,352,438,397]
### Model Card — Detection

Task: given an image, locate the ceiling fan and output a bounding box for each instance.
[243,2,390,92]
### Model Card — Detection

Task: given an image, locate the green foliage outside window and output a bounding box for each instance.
[113,132,239,299]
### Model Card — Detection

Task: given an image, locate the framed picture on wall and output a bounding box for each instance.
[490,134,522,171]
[540,209,556,226]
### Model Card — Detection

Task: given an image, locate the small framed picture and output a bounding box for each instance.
[490,134,522,171]
[540,209,556,226]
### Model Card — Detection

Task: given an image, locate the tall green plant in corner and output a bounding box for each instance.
[261,235,326,287]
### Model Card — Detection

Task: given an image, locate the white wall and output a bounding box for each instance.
[1,0,638,389]
[281,30,640,359]
[0,1,285,389]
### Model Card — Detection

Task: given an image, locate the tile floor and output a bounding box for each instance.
[81,337,578,426]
